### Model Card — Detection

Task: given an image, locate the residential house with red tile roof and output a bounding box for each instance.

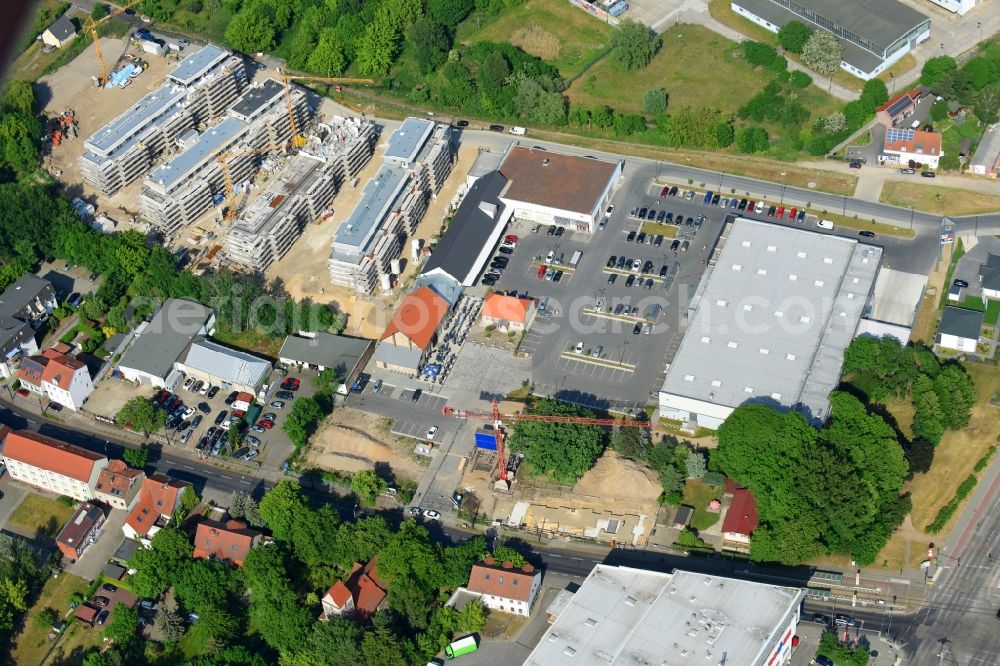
[880,128,943,169]
[722,480,759,546]
[17,347,93,411]
[373,286,451,374]
[93,459,144,511]
[320,557,387,622]
[481,294,536,332]
[122,473,190,543]
[56,501,106,560]
[465,557,542,617]
[0,430,107,501]
[193,519,261,567]
[875,89,920,127]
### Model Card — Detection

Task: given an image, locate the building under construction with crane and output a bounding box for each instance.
[138,78,312,236]
[328,117,454,295]
[80,44,247,196]
[222,116,378,272]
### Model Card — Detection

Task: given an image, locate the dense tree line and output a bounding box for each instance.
[507,399,606,483]
[113,481,492,664]
[921,44,1000,126]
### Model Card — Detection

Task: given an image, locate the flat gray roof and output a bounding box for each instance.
[168,43,230,86]
[147,116,247,191]
[84,84,187,158]
[229,79,284,122]
[372,341,422,370]
[660,218,881,423]
[525,566,805,666]
[332,165,410,257]
[278,333,372,372]
[119,299,213,380]
[971,124,1000,169]
[384,117,434,164]
[939,306,983,340]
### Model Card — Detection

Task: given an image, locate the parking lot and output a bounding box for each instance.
[481,162,730,415]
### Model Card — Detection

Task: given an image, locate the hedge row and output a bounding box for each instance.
[926,474,979,533]
[973,445,997,473]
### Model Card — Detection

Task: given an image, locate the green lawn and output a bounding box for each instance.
[8,494,75,540]
[682,479,721,531]
[458,0,613,80]
[985,299,1000,326]
[12,572,93,666]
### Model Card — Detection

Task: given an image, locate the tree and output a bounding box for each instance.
[903,438,935,477]
[104,605,140,645]
[351,469,388,506]
[355,11,399,76]
[128,528,193,598]
[610,424,648,459]
[912,375,945,445]
[735,126,769,153]
[921,55,958,87]
[930,99,949,122]
[685,452,707,479]
[802,31,843,78]
[407,18,449,74]
[228,491,264,528]
[742,41,785,72]
[788,70,812,89]
[859,78,889,113]
[282,397,325,448]
[34,607,58,628]
[0,112,40,174]
[489,545,526,567]
[610,19,660,71]
[307,29,347,77]
[642,88,668,115]
[2,80,36,116]
[457,598,487,633]
[154,607,186,644]
[778,21,812,53]
[429,0,474,28]
[258,481,311,542]
[507,399,606,483]
[115,397,166,435]
[974,85,1000,125]
[823,111,848,134]
[122,444,149,470]
[91,3,110,20]
[225,2,276,53]
[933,364,976,430]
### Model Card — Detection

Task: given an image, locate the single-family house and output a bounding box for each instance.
[875,89,920,127]
[117,299,215,389]
[122,473,190,543]
[17,347,93,411]
[41,14,77,49]
[722,480,759,546]
[880,128,943,169]
[481,294,536,332]
[320,557,387,622]
[465,557,542,617]
[0,430,107,501]
[278,332,374,393]
[373,286,450,374]
[193,519,262,567]
[980,253,1000,301]
[56,502,106,560]
[0,274,58,378]
[937,306,983,353]
[93,459,145,511]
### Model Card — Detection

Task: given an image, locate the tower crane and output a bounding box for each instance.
[215,146,272,220]
[441,399,652,484]
[276,73,375,148]
[83,0,144,86]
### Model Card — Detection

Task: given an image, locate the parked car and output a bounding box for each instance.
[411,388,422,402]
[257,420,274,430]
[276,390,294,400]
[573,341,585,354]
[243,450,259,461]
[954,279,969,288]
[797,209,806,222]
[555,226,564,237]
[607,273,617,284]
[215,410,228,426]
[245,435,262,447]
[225,391,239,405]
[921,171,936,178]
[670,239,680,251]
[250,424,266,433]
[183,377,195,391]
[636,232,646,244]
[199,382,211,395]
[191,415,203,428]
[849,161,862,169]
[92,596,111,608]
[191,380,203,394]
[426,426,439,440]
[102,583,118,593]
[423,509,441,520]
[859,230,876,238]
[198,402,211,414]
[97,610,109,626]
[269,400,285,409]
[633,322,642,334]
[625,275,635,287]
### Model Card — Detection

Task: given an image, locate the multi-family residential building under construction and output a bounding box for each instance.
[80,44,247,196]
[221,116,379,273]
[328,117,454,295]
[138,78,313,236]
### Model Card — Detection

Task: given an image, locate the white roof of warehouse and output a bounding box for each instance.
[660,218,881,423]
[524,566,805,666]
[180,338,271,387]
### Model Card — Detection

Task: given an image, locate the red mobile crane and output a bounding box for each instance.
[441,399,652,483]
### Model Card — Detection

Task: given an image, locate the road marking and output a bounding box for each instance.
[240,479,252,485]
[218,474,233,480]
[571,557,582,561]
[549,553,563,558]
[182,465,195,470]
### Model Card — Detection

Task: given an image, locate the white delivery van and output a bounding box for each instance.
[817,219,834,229]
[509,126,527,135]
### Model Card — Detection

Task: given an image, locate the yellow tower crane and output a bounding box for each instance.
[277,73,375,148]
[216,146,272,221]
[83,0,144,87]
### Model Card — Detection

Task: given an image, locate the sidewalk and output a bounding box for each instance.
[798,159,1000,201]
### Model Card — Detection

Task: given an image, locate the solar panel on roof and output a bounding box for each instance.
[885,95,913,117]
[886,128,915,143]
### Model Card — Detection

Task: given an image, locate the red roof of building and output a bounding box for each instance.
[75,604,99,623]
[482,294,533,324]
[467,558,537,602]
[722,487,759,537]
[95,459,143,500]
[193,519,260,567]
[324,580,353,608]
[16,356,45,387]
[883,130,942,157]
[39,348,87,390]
[1,430,104,482]
[380,286,450,350]
[125,473,189,537]
[876,89,920,116]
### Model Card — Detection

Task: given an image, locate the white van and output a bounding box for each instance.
[509,126,527,135]
[817,219,834,229]
[910,119,921,129]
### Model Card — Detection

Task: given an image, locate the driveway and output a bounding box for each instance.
[66,508,128,581]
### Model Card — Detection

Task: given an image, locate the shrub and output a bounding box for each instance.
[789,70,812,89]
[703,471,725,486]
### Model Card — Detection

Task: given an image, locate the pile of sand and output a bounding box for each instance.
[572,451,662,505]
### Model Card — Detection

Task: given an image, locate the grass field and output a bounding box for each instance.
[811,209,917,238]
[212,326,284,358]
[682,479,722,531]
[458,0,612,79]
[8,494,75,540]
[640,222,678,237]
[986,299,1000,326]
[12,572,94,666]
[880,181,1000,216]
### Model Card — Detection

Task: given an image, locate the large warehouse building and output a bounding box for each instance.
[659,219,881,429]
[498,146,622,234]
[525,566,806,666]
[731,0,930,80]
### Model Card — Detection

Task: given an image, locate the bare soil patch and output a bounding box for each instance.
[305,408,426,482]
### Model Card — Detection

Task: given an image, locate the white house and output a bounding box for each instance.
[937,306,983,353]
[17,347,93,411]
[465,558,542,617]
[925,0,980,15]
[880,128,943,169]
[117,299,214,389]
[41,15,76,49]
[0,429,108,501]
[481,293,536,332]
